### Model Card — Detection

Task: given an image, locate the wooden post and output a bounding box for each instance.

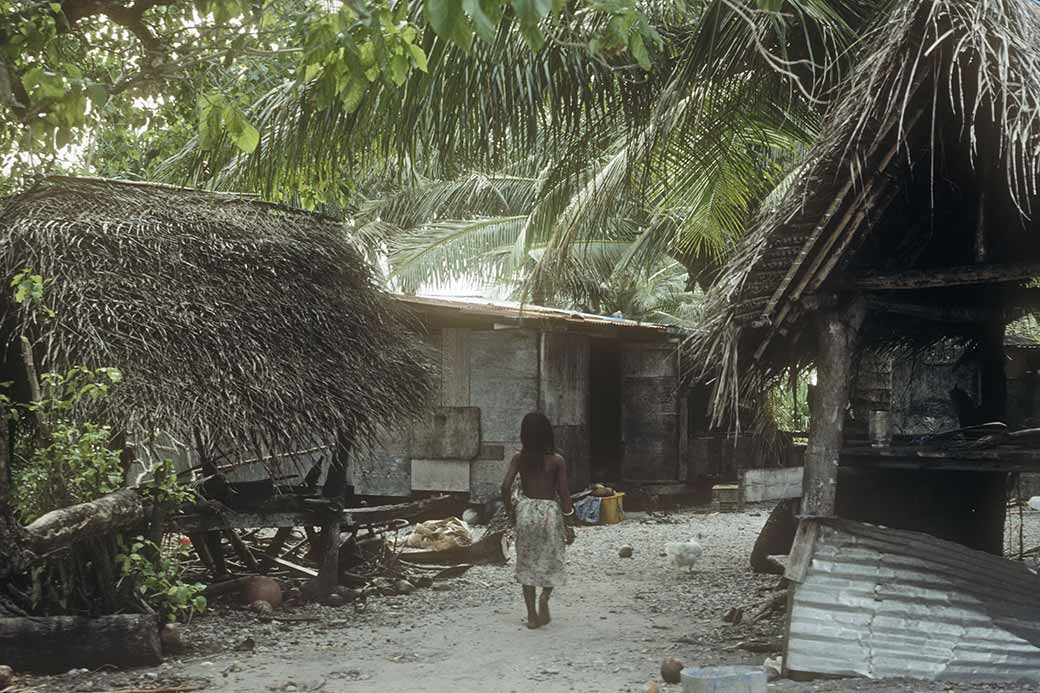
[976,316,1009,554]
[802,299,866,517]
[322,428,351,501]
[312,428,351,599]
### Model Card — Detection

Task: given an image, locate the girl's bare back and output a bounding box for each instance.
[518,453,566,500]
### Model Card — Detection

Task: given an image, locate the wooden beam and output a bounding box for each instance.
[169,511,321,534]
[252,551,319,578]
[760,70,930,322]
[754,107,926,362]
[864,298,995,323]
[848,262,1040,291]
[802,299,866,517]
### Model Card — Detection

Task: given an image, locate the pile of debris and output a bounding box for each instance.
[184,496,510,616]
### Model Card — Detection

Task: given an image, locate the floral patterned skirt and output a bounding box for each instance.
[514,496,566,587]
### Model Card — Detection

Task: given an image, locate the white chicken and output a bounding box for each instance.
[665,534,704,572]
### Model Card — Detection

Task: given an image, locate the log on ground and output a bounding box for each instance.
[25,488,150,557]
[0,614,162,672]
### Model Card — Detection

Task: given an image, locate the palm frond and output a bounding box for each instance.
[388,215,529,293]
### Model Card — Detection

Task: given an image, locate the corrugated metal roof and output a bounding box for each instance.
[786,518,1040,683]
[394,295,686,337]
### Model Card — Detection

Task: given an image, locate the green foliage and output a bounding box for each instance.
[0,0,663,186]
[14,417,125,524]
[1007,315,1040,343]
[10,271,126,522]
[198,93,260,153]
[10,268,45,306]
[768,372,812,434]
[145,457,197,507]
[115,536,207,623]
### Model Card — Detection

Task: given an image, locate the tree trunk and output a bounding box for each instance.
[2,488,151,580]
[802,299,866,517]
[0,614,162,672]
[24,488,149,557]
[0,414,34,578]
[750,499,800,574]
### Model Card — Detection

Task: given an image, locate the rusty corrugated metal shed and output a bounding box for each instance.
[785,518,1040,683]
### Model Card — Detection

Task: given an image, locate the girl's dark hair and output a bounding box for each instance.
[520,411,554,456]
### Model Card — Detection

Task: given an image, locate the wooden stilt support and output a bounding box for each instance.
[224,529,260,572]
[259,527,293,573]
[802,299,866,517]
[316,519,341,594]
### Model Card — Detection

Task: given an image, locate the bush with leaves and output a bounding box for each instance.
[115,536,207,623]
[13,366,126,523]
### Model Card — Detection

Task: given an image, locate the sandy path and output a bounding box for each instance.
[19,507,1040,692]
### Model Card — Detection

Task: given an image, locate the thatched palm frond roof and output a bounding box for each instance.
[690,0,1040,423]
[0,176,434,460]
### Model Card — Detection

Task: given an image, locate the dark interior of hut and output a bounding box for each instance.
[788,78,1040,556]
[589,340,623,483]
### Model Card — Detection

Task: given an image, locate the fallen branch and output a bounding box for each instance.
[24,489,150,558]
[749,593,787,623]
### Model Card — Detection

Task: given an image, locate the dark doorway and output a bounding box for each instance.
[589,341,623,482]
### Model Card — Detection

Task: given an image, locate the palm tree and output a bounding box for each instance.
[167,0,890,302]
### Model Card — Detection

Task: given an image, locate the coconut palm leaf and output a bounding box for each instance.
[388,215,529,293]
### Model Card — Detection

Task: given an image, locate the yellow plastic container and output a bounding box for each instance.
[600,492,625,524]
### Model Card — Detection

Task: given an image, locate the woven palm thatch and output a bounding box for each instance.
[0,176,434,462]
[689,0,1040,426]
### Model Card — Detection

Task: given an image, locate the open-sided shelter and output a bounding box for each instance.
[0,176,434,489]
[692,0,1040,682]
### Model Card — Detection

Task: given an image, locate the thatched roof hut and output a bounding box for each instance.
[692,0,1040,422]
[0,177,434,461]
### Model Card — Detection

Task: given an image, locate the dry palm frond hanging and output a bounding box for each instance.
[687,0,1040,427]
[0,176,435,464]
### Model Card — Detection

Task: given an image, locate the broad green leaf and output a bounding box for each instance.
[463,0,498,42]
[340,78,366,113]
[222,105,260,153]
[197,93,225,151]
[424,0,473,50]
[629,32,650,70]
[303,62,323,82]
[85,83,108,107]
[408,43,429,72]
[390,53,409,86]
[518,21,544,51]
[512,0,552,24]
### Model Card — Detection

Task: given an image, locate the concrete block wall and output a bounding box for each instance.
[351,327,544,501]
[350,326,597,501]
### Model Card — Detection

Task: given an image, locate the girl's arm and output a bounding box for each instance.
[501,454,521,518]
[555,456,574,516]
